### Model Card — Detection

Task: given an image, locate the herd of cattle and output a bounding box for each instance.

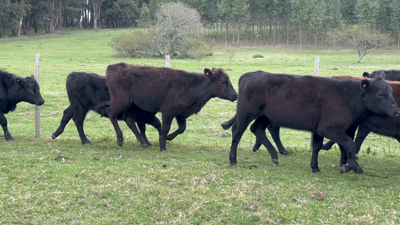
[1,65,400,175]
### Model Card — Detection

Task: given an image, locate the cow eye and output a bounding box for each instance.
[377,93,385,98]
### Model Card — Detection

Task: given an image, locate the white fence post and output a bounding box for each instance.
[314,57,320,76]
[164,55,170,68]
[35,53,40,137]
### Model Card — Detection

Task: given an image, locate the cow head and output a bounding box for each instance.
[361,72,399,117]
[204,68,237,102]
[16,75,45,106]
[362,72,370,78]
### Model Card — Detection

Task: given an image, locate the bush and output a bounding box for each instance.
[180,40,212,62]
[109,30,154,57]
[252,54,264,58]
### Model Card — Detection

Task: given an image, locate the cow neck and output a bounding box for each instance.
[185,77,214,115]
[347,81,370,122]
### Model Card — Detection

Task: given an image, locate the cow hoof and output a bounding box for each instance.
[280,151,290,156]
[160,149,167,153]
[353,167,364,174]
[312,168,320,173]
[51,133,58,139]
[272,159,279,165]
[229,164,237,168]
[117,139,123,147]
[6,138,14,142]
[252,143,261,152]
[141,143,149,148]
[340,164,351,174]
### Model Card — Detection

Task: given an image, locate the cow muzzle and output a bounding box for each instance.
[36,99,45,106]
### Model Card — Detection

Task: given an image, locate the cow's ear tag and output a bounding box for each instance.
[16,79,20,83]
[363,84,366,88]
[206,72,209,76]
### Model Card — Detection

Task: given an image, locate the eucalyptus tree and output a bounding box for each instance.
[218,0,250,47]
[290,0,326,50]
[355,0,380,29]
[390,0,400,49]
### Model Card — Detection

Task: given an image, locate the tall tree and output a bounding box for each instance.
[355,0,380,29]
[152,2,201,55]
[390,0,400,49]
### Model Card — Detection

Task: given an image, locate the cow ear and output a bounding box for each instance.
[361,79,370,89]
[362,72,370,78]
[376,71,386,80]
[204,68,212,77]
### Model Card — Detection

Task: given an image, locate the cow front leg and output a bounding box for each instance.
[52,105,74,140]
[0,112,13,141]
[166,117,186,141]
[310,133,324,173]
[230,114,256,165]
[160,115,174,153]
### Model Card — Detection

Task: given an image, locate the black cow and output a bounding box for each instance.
[52,72,161,145]
[363,70,400,81]
[225,70,399,174]
[105,63,238,152]
[321,76,400,153]
[0,70,45,141]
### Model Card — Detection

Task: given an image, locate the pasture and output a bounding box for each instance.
[0,28,400,224]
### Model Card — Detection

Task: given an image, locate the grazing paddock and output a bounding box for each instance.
[0,28,399,224]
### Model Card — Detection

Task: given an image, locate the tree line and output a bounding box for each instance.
[1,0,400,47]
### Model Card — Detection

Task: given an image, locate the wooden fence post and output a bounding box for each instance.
[35,53,40,137]
[164,55,170,68]
[314,57,320,76]
[311,57,320,151]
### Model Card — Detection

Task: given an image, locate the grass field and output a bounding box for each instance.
[0,28,400,224]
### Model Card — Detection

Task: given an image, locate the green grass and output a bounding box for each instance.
[0,28,400,224]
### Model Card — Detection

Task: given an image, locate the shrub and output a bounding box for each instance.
[252,54,264,58]
[109,30,154,57]
[180,40,212,62]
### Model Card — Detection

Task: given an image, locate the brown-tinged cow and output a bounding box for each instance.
[52,72,161,145]
[363,70,400,81]
[105,63,237,152]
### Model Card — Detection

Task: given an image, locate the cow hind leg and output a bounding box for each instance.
[71,107,91,144]
[166,117,186,141]
[52,105,74,140]
[124,109,149,148]
[268,125,290,156]
[251,118,279,164]
[310,133,324,173]
[137,122,151,146]
[0,113,13,141]
[250,116,267,152]
[106,100,130,147]
[321,140,335,150]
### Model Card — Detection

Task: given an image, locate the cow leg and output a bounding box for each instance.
[322,129,363,174]
[166,117,186,141]
[0,112,13,141]
[70,106,91,144]
[106,99,130,147]
[230,115,256,165]
[321,140,336,150]
[250,117,279,164]
[354,125,371,155]
[52,105,74,140]
[250,116,267,152]
[268,125,290,155]
[160,114,174,153]
[310,133,324,173]
[124,109,148,148]
[137,122,151,146]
